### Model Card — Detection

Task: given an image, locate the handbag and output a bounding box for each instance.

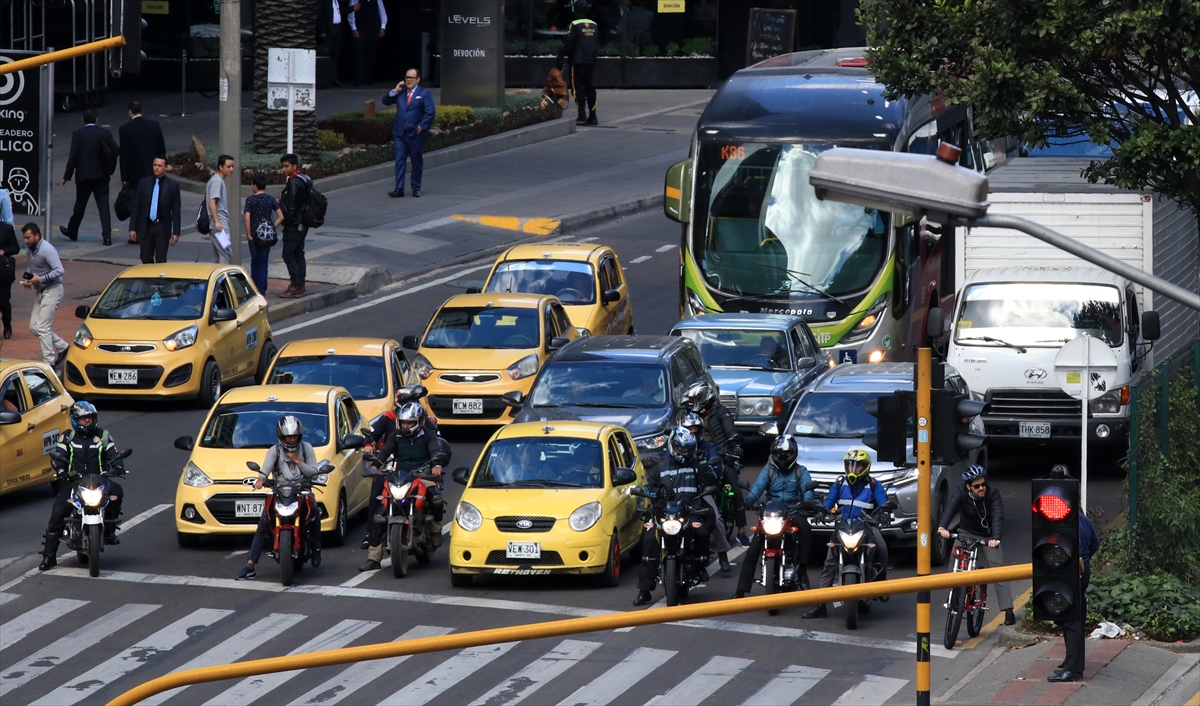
[114,184,134,222]
[195,201,211,235]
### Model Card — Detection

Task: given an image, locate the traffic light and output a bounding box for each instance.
[1031,470,1081,622]
[863,390,913,464]
[930,390,987,463]
[110,0,148,76]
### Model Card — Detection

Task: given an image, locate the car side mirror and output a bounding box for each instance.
[211,307,237,323]
[341,433,365,450]
[501,390,525,407]
[464,286,482,294]
[246,461,261,472]
[451,466,470,485]
[612,466,637,486]
[548,336,570,351]
[797,356,816,368]
[402,335,420,349]
[0,410,21,425]
[75,305,90,319]
[318,462,336,474]
[174,435,195,451]
[601,288,620,305]
[926,308,947,339]
[1141,311,1160,341]
[759,421,779,439]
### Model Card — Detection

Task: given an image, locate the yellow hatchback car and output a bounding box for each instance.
[65,263,275,407]
[0,359,74,495]
[402,293,580,426]
[448,421,647,587]
[172,384,371,548]
[477,242,634,336]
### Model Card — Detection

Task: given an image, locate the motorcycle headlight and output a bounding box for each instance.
[661,518,683,535]
[413,353,434,380]
[456,501,483,532]
[183,462,213,488]
[569,501,602,531]
[737,396,781,417]
[839,530,864,550]
[762,516,785,536]
[507,354,539,381]
[275,501,299,517]
[389,481,412,499]
[78,487,104,507]
[163,325,199,352]
[73,324,94,349]
[635,433,667,451]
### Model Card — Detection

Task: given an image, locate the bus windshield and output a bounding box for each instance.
[692,142,889,298]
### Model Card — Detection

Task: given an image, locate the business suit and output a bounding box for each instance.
[319,0,347,84]
[382,84,436,194]
[63,124,119,244]
[118,116,167,186]
[129,174,182,264]
[0,221,19,337]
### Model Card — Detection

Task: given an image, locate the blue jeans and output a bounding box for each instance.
[393,134,428,191]
[249,242,272,293]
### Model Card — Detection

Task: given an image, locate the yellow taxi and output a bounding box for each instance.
[64,263,275,407]
[448,421,647,586]
[264,337,419,424]
[476,242,634,336]
[0,359,74,495]
[172,384,371,548]
[401,293,580,426]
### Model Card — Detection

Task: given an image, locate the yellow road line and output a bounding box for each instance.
[962,586,1033,650]
[450,214,560,236]
[1185,688,1200,706]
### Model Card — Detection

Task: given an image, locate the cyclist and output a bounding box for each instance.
[937,464,1015,625]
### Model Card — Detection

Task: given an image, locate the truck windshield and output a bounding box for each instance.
[955,283,1123,346]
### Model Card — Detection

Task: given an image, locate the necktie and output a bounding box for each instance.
[406,90,412,105]
[150,178,160,221]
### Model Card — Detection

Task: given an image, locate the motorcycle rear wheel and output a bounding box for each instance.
[966,585,987,637]
[664,557,680,607]
[87,524,102,577]
[279,529,296,587]
[842,573,859,630]
[944,587,965,649]
[391,524,408,578]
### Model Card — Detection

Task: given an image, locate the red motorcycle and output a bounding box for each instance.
[246,460,333,587]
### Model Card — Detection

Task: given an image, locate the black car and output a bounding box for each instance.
[505,336,714,456]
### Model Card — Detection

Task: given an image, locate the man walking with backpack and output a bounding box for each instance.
[279,154,310,298]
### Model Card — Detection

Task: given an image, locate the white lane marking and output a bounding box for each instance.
[674,617,959,659]
[469,639,601,706]
[121,503,172,533]
[379,641,519,706]
[0,603,160,697]
[0,597,90,651]
[223,550,243,560]
[399,217,457,234]
[288,626,455,706]
[575,237,598,242]
[0,556,21,570]
[741,665,830,706]
[557,647,676,706]
[31,608,232,706]
[274,264,492,335]
[0,567,38,594]
[655,244,677,253]
[0,592,18,605]
[338,557,392,588]
[204,619,380,706]
[644,656,753,706]
[139,613,303,706]
[629,256,651,264]
[830,674,908,705]
[610,98,713,125]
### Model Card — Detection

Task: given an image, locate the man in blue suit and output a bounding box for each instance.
[382,69,436,198]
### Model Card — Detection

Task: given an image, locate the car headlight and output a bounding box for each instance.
[389,481,412,499]
[275,501,299,517]
[885,468,920,486]
[635,433,667,451]
[839,530,864,550]
[183,461,213,488]
[163,325,199,352]
[73,324,94,349]
[78,487,104,507]
[737,396,782,417]
[762,516,785,536]
[456,501,482,531]
[569,501,602,531]
[507,354,539,381]
[841,295,888,344]
[413,353,434,380]
[1089,386,1128,414]
[314,473,329,485]
[661,518,683,535]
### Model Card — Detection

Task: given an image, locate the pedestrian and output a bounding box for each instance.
[243,173,283,294]
[382,69,435,198]
[59,108,119,245]
[205,155,235,264]
[129,157,182,264]
[349,0,387,87]
[278,154,310,298]
[118,100,167,244]
[319,0,347,86]
[0,186,13,226]
[1048,464,1101,684]
[558,0,599,126]
[0,218,18,339]
[21,223,69,366]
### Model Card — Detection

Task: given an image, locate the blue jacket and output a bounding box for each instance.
[1079,513,1100,569]
[747,463,814,508]
[822,475,889,521]
[382,85,436,138]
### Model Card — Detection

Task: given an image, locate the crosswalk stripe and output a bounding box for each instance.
[830,674,908,705]
[469,639,602,706]
[0,603,159,697]
[30,608,232,706]
[741,665,831,706]
[644,656,754,706]
[138,613,305,706]
[0,597,90,651]
[0,592,18,605]
[379,641,519,706]
[204,619,381,706]
[557,647,676,706]
[288,625,455,706]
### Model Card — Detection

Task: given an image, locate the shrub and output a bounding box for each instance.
[642,44,660,57]
[434,105,474,130]
[473,107,502,122]
[317,129,346,151]
[533,40,560,56]
[664,42,680,57]
[599,43,621,57]
[505,40,529,56]
[505,94,543,111]
[1087,571,1200,642]
[681,37,714,56]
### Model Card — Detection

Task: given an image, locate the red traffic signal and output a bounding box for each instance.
[1033,488,1073,522]
[1031,474,1081,622]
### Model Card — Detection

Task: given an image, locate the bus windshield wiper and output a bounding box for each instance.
[957,336,1028,354]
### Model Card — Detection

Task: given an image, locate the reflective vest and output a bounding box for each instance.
[829,476,882,520]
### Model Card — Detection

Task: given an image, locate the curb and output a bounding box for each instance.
[267,265,392,324]
[554,194,665,234]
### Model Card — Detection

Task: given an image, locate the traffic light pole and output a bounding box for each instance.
[915,347,932,706]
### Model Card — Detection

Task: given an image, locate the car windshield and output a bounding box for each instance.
[200,402,330,449]
[268,355,387,400]
[423,307,540,349]
[472,438,604,488]
[91,277,208,320]
[486,260,596,304]
[788,392,881,438]
[956,283,1123,346]
[675,328,790,371]
[531,363,668,408]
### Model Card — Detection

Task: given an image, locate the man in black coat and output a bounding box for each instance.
[59,109,119,245]
[128,158,182,264]
[318,0,347,86]
[118,100,167,244]
[0,220,18,339]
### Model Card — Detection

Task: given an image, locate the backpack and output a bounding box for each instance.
[296,174,327,229]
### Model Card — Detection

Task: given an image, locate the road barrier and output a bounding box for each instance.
[108,563,1032,706]
[0,36,126,76]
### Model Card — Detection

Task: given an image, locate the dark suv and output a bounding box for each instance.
[506,336,714,455]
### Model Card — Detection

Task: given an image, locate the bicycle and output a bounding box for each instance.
[943,533,989,649]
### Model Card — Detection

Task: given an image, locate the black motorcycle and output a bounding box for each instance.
[51,447,133,578]
[245,460,334,586]
[363,453,446,578]
[752,495,823,615]
[630,485,715,606]
[824,500,896,629]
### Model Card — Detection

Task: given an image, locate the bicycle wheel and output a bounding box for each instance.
[943,587,965,649]
[966,584,987,637]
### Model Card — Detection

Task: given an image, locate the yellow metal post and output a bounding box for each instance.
[0,37,126,75]
[916,347,933,705]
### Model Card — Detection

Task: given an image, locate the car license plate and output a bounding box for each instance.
[235,499,265,517]
[506,541,540,559]
[1019,422,1051,439]
[108,369,137,385]
[453,398,484,415]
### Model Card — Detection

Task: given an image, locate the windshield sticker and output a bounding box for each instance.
[958,320,972,328]
[151,291,162,307]
[795,424,814,434]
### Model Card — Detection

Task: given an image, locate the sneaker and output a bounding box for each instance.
[632,590,653,606]
[359,559,382,572]
[1004,609,1016,625]
[235,564,256,580]
[801,604,827,619]
[737,532,751,547]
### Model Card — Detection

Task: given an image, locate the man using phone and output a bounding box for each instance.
[21,223,69,366]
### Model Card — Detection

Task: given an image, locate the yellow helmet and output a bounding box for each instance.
[843,449,872,484]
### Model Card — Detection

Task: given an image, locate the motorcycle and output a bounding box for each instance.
[364,452,446,577]
[823,499,896,629]
[245,460,335,587]
[630,485,716,606]
[51,447,133,578]
[752,493,823,615]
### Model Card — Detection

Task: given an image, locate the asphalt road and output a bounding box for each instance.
[0,209,1128,706]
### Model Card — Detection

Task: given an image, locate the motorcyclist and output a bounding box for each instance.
[938,464,1016,625]
[633,426,717,606]
[39,401,126,571]
[732,435,815,598]
[360,401,446,571]
[681,411,734,573]
[802,448,891,619]
[235,416,321,580]
[681,380,748,546]
[361,386,442,548]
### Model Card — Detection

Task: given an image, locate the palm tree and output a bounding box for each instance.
[252,0,319,159]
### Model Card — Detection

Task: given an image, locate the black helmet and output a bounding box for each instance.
[276,415,304,452]
[396,402,424,437]
[70,400,99,436]
[681,380,717,413]
[395,384,428,407]
[770,434,799,472]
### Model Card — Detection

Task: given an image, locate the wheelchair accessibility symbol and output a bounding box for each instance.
[839,349,858,365]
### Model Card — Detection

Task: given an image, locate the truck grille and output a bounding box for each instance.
[985,390,1081,418]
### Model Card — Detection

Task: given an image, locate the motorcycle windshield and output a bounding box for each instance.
[75,474,106,489]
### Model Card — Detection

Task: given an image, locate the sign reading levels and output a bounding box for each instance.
[745,7,796,65]
[657,0,685,12]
